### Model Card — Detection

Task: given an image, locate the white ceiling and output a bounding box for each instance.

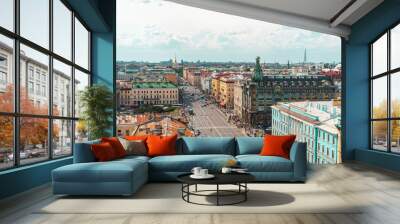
[167,0,384,38]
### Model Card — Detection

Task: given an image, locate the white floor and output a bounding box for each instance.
[1,162,400,224]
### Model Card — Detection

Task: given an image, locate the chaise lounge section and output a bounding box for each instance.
[52,137,306,196]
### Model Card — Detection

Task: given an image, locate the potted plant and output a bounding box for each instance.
[79,84,113,140]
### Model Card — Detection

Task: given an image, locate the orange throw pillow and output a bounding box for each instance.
[146,134,177,157]
[260,134,296,159]
[91,142,117,162]
[101,137,126,158]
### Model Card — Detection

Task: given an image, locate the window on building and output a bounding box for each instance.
[0,71,6,84]
[29,67,34,79]
[371,23,400,153]
[28,82,34,93]
[0,55,7,68]
[0,0,91,170]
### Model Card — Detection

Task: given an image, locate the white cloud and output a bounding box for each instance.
[117,0,341,62]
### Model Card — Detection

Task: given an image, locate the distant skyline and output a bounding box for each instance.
[117,0,341,63]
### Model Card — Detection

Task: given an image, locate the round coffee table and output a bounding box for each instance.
[177,173,255,206]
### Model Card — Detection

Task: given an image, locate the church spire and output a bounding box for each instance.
[252,56,263,82]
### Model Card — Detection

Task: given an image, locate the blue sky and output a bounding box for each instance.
[117,0,341,63]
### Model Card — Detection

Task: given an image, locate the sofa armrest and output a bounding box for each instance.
[289,142,307,182]
[73,140,100,163]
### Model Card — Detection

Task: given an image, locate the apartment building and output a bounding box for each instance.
[271,101,341,164]
[219,76,235,109]
[118,81,179,107]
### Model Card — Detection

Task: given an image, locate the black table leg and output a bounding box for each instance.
[245,183,247,201]
[195,184,198,192]
[216,184,219,206]
[181,184,183,199]
[187,184,190,202]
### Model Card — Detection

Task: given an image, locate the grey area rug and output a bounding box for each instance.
[37,183,362,214]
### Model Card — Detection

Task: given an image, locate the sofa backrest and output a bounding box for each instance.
[235,137,263,155]
[178,137,236,155]
[73,139,100,163]
[73,137,268,161]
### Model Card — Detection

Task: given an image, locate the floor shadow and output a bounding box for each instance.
[203,190,295,207]
[56,183,182,200]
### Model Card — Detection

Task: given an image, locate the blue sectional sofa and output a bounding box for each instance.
[52,137,306,196]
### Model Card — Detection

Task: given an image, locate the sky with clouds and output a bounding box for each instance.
[117,0,341,63]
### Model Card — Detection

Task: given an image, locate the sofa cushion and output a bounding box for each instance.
[53,158,147,183]
[236,155,293,172]
[115,155,150,163]
[149,154,235,172]
[236,137,263,155]
[180,137,235,155]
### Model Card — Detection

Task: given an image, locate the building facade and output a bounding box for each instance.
[219,77,235,109]
[0,41,74,153]
[200,75,212,94]
[211,77,220,101]
[118,81,179,107]
[271,101,341,164]
[233,81,244,119]
[1,42,73,116]
[239,57,337,129]
[183,68,201,87]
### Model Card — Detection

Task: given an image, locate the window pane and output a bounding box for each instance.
[20,0,49,49]
[74,69,89,118]
[53,59,72,117]
[0,0,14,31]
[20,44,49,115]
[391,120,400,153]
[75,18,89,70]
[20,117,49,165]
[392,24,400,70]
[75,120,88,143]
[53,0,72,60]
[0,35,14,112]
[53,119,72,157]
[0,116,13,170]
[372,121,388,151]
[372,76,387,119]
[372,33,387,76]
[391,72,400,118]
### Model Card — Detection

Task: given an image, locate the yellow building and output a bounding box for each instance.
[234,81,244,119]
[219,77,235,109]
[211,77,220,101]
